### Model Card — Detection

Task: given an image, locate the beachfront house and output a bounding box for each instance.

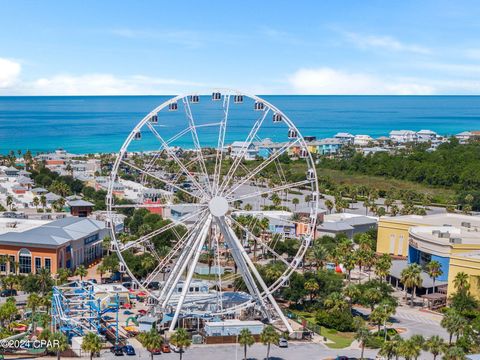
[416,129,438,142]
[314,138,343,155]
[334,132,355,144]
[353,135,374,147]
[455,131,480,144]
[389,130,418,143]
[230,141,258,160]
[255,139,285,159]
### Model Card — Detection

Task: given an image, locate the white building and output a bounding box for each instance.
[389,130,418,143]
[334,132,355,144]
[230,141,258,160]
[416,129,438,142]
[204,320,264,336]
[353,135,374,147]
[455,131,479,144]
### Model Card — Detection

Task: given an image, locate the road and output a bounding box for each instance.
[92,342,379,360]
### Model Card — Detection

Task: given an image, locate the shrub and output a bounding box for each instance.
[315,309,355,332]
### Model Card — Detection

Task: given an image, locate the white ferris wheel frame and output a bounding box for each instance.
[106,89,319,333]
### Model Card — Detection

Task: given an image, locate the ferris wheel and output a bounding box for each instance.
[106,89,319,333]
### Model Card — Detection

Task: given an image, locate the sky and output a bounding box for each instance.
[1,0,480,95]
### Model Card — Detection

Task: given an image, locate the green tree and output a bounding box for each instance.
[260,325,279,360]
[75,265,88,281]
[400,263,422,306]
[304,278,319,301]
[81,332,102,360]
[354,324,370,360]
[441,309,466,345]
[443,346,466,360]
[56,268,71,285]
[425,260,443,293]
[399,338,422,360]
[425,335,446,360]
[6,195,13,210]
[292,197,299,211]
[453,272,470,293]
[238,328,255,360]
[325,199,334,214]
[375,253,392,283]
[170,328,191,360]
[137,328,163,360]
[27,293,41,331]
[48,332,69,360]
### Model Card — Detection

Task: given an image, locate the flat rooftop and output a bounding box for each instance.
[380,213,480,228]
[0,217,51,235]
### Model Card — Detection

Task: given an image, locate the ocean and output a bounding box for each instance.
[0,95,479,154]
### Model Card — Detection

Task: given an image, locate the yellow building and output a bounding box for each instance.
[447,253,480,299]
[377,213,480,298]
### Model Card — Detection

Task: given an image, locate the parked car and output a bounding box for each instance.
[161,344,171,353]
[151,348,162,355]
[110,345,124,356]
[122,345,136,356]
[147,281,159,290]
[123,310,134,315]
[87,278,98,284]
[278,338,288,348]
[0,289,17,297]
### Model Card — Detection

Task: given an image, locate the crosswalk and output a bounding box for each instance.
[393,310,441,326]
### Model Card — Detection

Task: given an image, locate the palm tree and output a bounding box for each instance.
[375,253,392,283]
[292,198,299,211]
[453,272,470,293]
[27,293,41,331]
[325,199,334,214]
[260,325,279,360]
[48,332,69,360]
[96,264,108,283]
[343,284,361,311]
[6,195,13,210]
[400,264,422,306]
[238,328,255,360]
[324,292,349,313]
[56,268,71,285]
[343,252,356,283]
[443,346,466,360]
[425,260,443,293]
[75,265,88,282]
[354,325,370,360]
[33,196,39,210]
[399,338,421,360]
[170,328,191,360]
[40,195,47,209]
[102,235,112,255]
[303,279,319,301]
[441,309,466,345]
[313,243,328,270]
[379,336,401,360]
[425,335,446,360]
[37,268,52,294]
[137,328,163,360]
[81,332,102,360]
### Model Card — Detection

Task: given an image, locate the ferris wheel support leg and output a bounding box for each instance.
[217,217,273,323]
[168,215,212,332]
[158,219,206,307]
[217,217,294,333]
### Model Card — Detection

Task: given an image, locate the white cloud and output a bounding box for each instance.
[0,58,21,88]
[288,67,435,95]
[344,32,431,55]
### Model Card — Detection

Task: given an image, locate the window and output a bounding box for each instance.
[0,255,6,273]
[9,255,15,273]
[84,234,99,245]
[18,248,32,274]
[45,258,51,272]
[35,257,41,273]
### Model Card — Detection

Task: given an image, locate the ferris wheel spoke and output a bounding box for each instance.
[145,122,210,199]
[216,216,271,320]
[227,215,290,267]
[217,216,293,332]
[212,95,230,196]
[212,225,224,311]
[227,179,311,203]
[182,97,213,194]
[218,108,270,194]
[223,138,301,198]
[168,214,213,331]
[157,214,208,305]
[141,227,192,288]
[120,159,204,201]
[119,208,207,253]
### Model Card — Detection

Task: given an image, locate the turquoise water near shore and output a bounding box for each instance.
[0,95,479,154]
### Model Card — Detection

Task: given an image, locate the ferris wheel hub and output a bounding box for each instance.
[208,196,229,217]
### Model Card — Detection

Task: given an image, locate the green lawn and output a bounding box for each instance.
[318,168,456,204]
[290,310,355,349]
